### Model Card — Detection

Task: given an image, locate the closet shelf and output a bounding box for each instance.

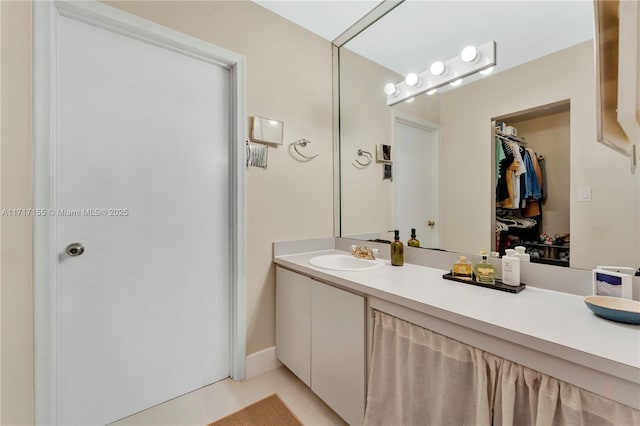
[522,242,570,249]
[521,241,570,268]
[530,258,570,267]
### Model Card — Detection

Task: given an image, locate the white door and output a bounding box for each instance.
[55,13,230,425]
[393,118,439,248]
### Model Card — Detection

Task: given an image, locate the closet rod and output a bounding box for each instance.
[495,133,526,145]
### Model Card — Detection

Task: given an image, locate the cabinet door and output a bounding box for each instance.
[311,281,365,426]
[275,267,311,386]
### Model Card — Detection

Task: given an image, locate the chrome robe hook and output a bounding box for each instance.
[353,149,372,167]
[289,139,319,161]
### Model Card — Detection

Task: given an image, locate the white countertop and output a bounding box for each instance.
[274,250,640,383]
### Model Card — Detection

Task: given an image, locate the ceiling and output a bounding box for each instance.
[253,0,381,41]
[254,0,594,88]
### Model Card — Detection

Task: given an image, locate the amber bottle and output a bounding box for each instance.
[391,230,404,266]
[407,228,420,247]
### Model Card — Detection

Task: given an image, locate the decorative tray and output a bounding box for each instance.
[442,272,526,293]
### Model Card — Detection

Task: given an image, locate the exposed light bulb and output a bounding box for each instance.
[450,79,463,87]
[480,66,495,75]
[405,97,415,103]
[430,61,445,76]
[405,73,420,87]
[426,89,437,95]
[384,83,398,96]
[460,46,478,62]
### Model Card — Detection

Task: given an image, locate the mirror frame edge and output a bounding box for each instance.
[593,0,635,157]
[332,43,341,237]
[332,0,406,237]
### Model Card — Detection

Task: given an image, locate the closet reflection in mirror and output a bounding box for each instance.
[338,1,640,270]
[494,101,570,267]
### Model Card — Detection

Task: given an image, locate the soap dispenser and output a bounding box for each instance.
[408,228,420,247]
[502,249,520,287]
[391,230,404,266]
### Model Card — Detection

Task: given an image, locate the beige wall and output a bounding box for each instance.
[340,47,440,239]
[1,1,34,425]
[1,1,334,422]
[510,112,571,238]
[440,41,639,269]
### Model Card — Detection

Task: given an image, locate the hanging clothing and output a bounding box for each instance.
[496,137,506,183]
[496,137,545,212]
[511,142,527,177]
[522,199,541,217]
[519,172,527,208]
[502,159,521,209]
[494,130,549,255]
[496,156,513,203]
[537,153,547,204]
[527,148,543,192]
[522,148,543,217]
[522,149,541,200]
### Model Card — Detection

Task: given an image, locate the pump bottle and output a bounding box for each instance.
[391,230,404,266]
[502,249,521,287]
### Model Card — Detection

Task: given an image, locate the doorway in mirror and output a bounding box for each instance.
[393,112,440,249]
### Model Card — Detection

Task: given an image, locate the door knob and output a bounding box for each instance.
[66,242,85,257]
[427,220,435,227]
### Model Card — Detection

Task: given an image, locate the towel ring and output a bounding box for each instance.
[289,139,319,162]
[353,149,372,167]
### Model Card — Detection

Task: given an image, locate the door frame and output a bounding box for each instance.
[391,111,441,248]
[33,1,247,424]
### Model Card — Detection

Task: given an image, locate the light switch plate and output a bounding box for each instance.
[579,187,592,202]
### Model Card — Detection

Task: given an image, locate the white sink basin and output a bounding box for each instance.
[308,254,385,271]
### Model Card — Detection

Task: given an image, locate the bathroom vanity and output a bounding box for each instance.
[273,239,639,425]
[276,266,365,425]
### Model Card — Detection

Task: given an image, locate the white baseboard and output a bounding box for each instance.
[245,346,282,379]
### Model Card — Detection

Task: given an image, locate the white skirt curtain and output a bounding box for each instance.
[364,310,639,426]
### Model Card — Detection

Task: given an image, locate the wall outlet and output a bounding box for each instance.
[578,187,592,202]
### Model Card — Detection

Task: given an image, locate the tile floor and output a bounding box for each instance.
[112,367,347,425]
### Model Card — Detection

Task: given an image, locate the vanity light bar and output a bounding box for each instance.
[385,40,497,106]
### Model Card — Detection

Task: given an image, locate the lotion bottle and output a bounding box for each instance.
[514,246,530,262]
[390,230,404,266]
[502,249,520,287]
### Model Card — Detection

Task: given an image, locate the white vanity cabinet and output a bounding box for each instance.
[310,275,365,426]
[275,266,311,386]
[274,247,640,422]
[275,266,365,425]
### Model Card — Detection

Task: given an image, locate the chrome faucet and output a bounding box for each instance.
[351,245,378,260]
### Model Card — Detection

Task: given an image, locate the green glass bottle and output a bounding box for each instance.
[474,251,496,284]
[407,228,420,247]
[391,230,404,266]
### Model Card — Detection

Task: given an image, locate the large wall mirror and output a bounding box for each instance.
[337,0,639,270]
